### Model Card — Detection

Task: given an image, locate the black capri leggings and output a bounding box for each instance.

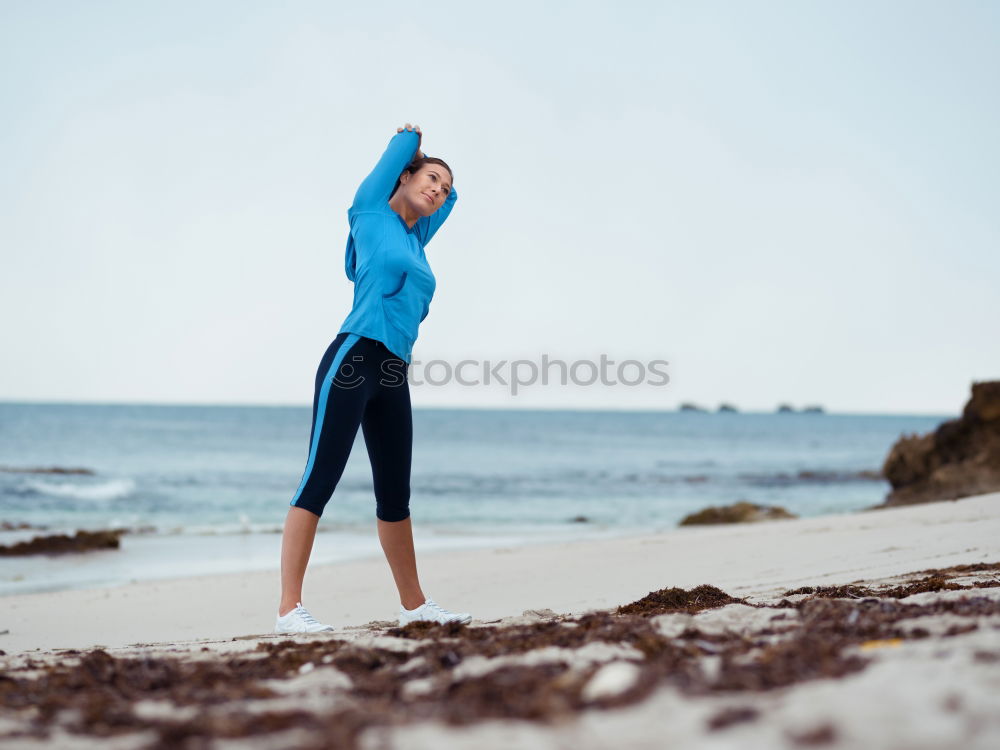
[289,333,412,521]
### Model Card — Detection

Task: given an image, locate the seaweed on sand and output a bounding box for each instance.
[617,584,743,616]
[1,572,998,748]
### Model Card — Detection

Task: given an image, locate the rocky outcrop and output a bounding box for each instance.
[880,381,1000,507]
[679,501,797,526]
[0,529,123,556]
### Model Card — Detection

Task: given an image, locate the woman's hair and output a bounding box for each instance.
[389,156,454,199]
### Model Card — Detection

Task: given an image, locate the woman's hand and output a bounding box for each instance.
[397,123,424,159]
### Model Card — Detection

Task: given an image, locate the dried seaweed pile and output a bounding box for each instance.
[1,563,997,749]
[615,584,741,615]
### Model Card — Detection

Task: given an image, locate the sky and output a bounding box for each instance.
[1,0,997,414]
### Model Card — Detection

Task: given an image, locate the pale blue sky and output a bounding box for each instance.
[1,1,997,413]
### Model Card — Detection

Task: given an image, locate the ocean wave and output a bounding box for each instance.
[23,478,137,502]
[140,515,287,536]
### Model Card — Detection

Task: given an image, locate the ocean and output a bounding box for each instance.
[0,403,944,595]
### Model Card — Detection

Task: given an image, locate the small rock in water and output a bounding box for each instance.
[679,501,796,526]
[0,529,124,556]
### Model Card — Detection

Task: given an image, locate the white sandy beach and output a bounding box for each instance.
[3,492,998,654]
[2,492,999,750]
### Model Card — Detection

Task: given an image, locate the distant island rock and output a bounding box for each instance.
[879,380,1000,507]
[679,403,708,413]
[718,403,739,413]
[679,501,798,526]
[776,404,825,414]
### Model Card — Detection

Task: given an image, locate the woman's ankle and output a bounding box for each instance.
[400,594,427,611]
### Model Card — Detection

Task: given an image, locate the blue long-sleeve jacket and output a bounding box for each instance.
[338,130,458,362]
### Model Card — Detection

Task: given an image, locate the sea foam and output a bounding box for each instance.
[24,478,137,502]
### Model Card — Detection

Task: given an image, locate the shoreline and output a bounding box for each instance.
[0,523,652,598]
[2,491,997,655]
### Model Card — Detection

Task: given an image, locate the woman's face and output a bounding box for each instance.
[398,164,452,216]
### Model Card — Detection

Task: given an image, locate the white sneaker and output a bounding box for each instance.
[275,602,335,633]
[398,597,472,626]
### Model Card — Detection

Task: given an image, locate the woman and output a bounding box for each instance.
[275,123,468,633]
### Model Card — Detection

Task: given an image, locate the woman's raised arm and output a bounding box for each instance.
[351,124,422,210]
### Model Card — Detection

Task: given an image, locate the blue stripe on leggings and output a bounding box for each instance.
[289,333,361,507]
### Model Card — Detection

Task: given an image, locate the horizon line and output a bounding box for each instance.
[0,398,956,419]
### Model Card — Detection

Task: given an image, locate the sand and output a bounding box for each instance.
[4,492,998,655]
[1,492,999,748]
